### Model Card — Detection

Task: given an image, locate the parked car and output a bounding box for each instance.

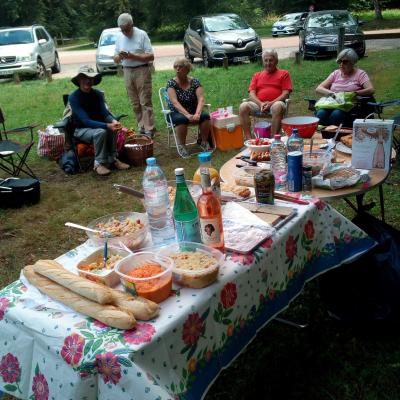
[299,10,366,59]
[183,13,262,68]
[0,25,60,79]
[272,12,308,37]
[95,27,121,73]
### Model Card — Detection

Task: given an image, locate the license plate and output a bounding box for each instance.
[326,46,337,51]
[233,56,249,62]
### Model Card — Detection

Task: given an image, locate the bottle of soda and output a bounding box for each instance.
[270,134,287,191]
[197,168,224,251]
[173,167,201,243]
[287,128,304,153]
[193,152,221,199]
[142,157,175,245]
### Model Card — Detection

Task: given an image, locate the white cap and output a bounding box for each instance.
[174,167,184,176]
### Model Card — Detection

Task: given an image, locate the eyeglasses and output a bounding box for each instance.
[337,59,350,65]
[120,25,133,33]
[174,64,185,69]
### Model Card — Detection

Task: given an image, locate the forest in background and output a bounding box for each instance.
[0,0,397,42]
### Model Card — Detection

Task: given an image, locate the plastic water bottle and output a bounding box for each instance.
[142,157,175,245]
[270,134,287,190]
[287,128,304,153]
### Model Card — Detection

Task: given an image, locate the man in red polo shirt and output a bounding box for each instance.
[239,49,292,140]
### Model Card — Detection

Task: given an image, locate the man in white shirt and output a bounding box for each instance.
[114,13,157,138]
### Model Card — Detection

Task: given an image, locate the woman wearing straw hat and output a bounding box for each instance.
[69,65,130,176]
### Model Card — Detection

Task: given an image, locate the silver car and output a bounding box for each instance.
[95,28,121,73]
[272,12,308,37]
[0,25,60,79]
[183,13,262,68]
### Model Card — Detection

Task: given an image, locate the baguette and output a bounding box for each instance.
[110,289,160,321]
[23,265,136,330]
[33,259,113,305]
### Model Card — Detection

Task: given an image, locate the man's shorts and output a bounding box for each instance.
[245,100,286,115]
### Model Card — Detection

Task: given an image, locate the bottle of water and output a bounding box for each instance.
[287,128,304,153]
[270,134,287,191]
[142,157,175,246]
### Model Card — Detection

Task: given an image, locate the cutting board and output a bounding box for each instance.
[240,202,295,226]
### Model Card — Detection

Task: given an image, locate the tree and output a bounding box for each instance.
[373,0,383,19]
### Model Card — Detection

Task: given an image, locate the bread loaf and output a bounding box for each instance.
[33,259,113,304]
[24,265,136,329]
[110,290,160,320]
[220,182,251,198]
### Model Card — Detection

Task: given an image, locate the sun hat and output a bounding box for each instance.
[71,65,102,86]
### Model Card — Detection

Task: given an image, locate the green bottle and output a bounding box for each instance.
[173,167,201,243]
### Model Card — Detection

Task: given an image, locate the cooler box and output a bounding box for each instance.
[211,113,243,151]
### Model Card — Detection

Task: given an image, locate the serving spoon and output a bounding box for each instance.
[65,222,112,237]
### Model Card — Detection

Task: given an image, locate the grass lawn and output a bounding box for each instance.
[0,49,400,399]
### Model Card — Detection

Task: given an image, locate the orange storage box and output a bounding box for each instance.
[211,114,244,151]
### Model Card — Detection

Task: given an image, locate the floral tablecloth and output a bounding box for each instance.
[0,200,375,400]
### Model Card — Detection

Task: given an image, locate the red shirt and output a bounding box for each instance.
[249,69,293,102]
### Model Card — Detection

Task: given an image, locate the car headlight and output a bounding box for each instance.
[305,35,319,45]
[207,36,224,46]
[16,54,33,62]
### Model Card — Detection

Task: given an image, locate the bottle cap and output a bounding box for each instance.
[146,157,156,166]
[174,167,184,176]
[198,152,211,163]
[292,128,298,134]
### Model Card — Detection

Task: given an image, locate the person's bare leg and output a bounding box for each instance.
[200,119,211,143]
[175,124,188,145]
[239,102,252,140]
[270,102,285,135]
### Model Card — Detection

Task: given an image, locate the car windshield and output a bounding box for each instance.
[0,29,34,46]
[280,14,301,22]
[307,12,356,28]
[99,32,118,47]
[204,15,249,32]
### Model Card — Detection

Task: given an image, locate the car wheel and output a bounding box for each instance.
[184,44,194,63]
[299,43,308,60]
[358,42,366,58]
[36,59,46,79]
[202,48,213,68]
[272,34,278,37]
[51,53,61,73]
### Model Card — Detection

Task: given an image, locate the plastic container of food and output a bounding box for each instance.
[157,241,224,289]
[302,149,332,176]
[114,252,173,303]
[76,246,130,286]
[86,212,148,251]
[281,116,320,139]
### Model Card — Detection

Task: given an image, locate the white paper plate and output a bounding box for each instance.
[244,139,272,152]
[336,142,352,155]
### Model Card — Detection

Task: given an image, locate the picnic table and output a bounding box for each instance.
[0,200,375,400]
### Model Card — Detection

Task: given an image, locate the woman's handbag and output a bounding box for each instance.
[315,91,356,112]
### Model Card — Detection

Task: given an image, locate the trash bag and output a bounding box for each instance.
[319,212,400,324]
[315,91,356,112]
[58,149,79,174]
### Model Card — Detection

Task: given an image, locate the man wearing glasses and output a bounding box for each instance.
[114,13,157,138]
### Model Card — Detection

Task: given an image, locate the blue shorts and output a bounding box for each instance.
[170,111,210,126]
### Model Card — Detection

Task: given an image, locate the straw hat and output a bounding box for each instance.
[71,65,102,86]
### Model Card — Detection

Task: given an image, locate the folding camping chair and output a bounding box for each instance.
[158,87,214,158]
[0,106,38,178]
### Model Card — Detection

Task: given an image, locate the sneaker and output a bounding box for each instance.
[177,144,189,158]
[113,159,130,170]
[94,164,111,176]
[200,142,212,152]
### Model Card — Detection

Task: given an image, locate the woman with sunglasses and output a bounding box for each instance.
[166,58,211,157]
[315,48,375,127]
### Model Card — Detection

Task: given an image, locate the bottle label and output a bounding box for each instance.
[175,217,201,243]
[199,218,221,245]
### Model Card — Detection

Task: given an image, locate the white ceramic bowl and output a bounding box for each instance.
[244,138,272,152]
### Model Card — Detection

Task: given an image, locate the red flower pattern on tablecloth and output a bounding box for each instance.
[344,233,352,243]
[260,237,273,249]
[32,372,49,400]
[0,297,10,321]
[96,352,121,385]
[304,220,315,240]
[182,313,204,345]
[61,333,85,366]
[285,235,297,259]
[93,320,109,329]
[221,282,237,309]
[123,322,155,345]
[0,353,20,383]
[230,253,254,265]
[311,198,326,210]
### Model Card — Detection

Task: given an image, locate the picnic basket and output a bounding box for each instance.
[121,134,154,166]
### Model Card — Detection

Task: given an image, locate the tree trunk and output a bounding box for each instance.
[373,0,383,20]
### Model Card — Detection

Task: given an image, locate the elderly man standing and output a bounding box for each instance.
[239,49,292,140]
[114,13,157,138]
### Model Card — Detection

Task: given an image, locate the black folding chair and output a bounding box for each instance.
[0,107,38,178]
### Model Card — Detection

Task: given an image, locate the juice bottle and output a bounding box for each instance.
[197,168,224,251]
[193,152,221,199]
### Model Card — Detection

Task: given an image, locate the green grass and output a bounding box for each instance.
[0,49,400,400]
